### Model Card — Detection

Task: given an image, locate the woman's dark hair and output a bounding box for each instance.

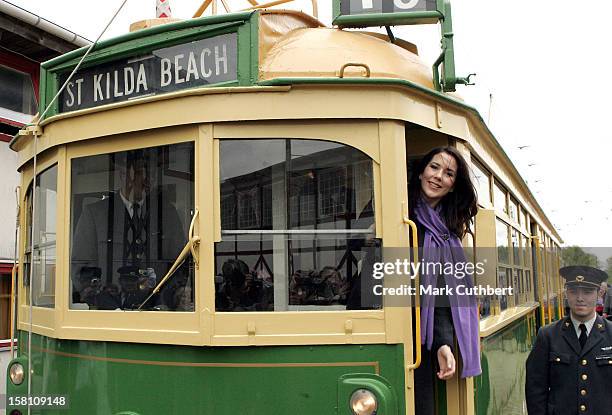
[408,146,478,238]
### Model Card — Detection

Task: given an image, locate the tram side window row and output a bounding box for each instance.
[215,139,380,312]
[69,142,195,311]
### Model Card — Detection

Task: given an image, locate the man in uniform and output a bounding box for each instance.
[526,265,612,415]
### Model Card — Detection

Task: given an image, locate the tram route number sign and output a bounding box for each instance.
[334,0,440,27]
[58,32,238,113]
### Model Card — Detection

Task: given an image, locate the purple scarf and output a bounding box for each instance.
[415,198,481,378]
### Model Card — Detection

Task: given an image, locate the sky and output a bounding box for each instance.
[12,0,612,259]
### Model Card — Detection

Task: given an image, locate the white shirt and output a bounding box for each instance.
[570,314,596,338]
[119,191,145,219]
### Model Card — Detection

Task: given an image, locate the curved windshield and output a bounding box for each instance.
[70,142,195,311]
[24,165,58,308]
[215,139,380,312]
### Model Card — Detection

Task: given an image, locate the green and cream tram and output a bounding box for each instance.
[5,2,564,414]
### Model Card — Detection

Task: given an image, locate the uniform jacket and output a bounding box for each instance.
[526,315,612,415]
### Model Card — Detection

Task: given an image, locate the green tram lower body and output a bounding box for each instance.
[6,313,535,415]
[8,332,405,414]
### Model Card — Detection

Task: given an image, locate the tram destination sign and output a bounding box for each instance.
[58,32,237,113]
[333,0,441,27]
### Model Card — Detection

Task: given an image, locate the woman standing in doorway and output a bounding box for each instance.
[408,147,481,415]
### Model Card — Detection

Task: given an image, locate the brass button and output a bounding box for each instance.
[581,359,587,365]
[580,405,586,412]
[581,389,587,396]
[555,357,561,362]
[581,374,588,380]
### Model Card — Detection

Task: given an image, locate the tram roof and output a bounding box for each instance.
[30,9,437,118]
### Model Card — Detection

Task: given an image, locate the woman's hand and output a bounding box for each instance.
[436,345,456,380]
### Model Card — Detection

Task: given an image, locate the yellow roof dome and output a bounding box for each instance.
[259,25,434,89]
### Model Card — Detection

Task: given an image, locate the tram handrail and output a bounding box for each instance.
[403,212,421,371]
[339,63,371,78]
[138,210,200,310]
[188,209,200,268]
[10,185,19,360]
[9,264,16,357]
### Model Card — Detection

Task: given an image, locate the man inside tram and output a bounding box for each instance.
[71,149,190,310]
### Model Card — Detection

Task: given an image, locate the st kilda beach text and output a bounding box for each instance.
[59,33,237,112]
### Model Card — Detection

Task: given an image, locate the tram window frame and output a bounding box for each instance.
[23,164,58,308]
[521,234,533,302]
[493,180,508,216]
[495,215,537,308]
[496,218,510,266]
[471,158,492,208]
[513,228,531,305]
[497,267,511,311]
[519,206,528,231]
[511,228,520,266]
[215,138,379,312]
[66,139,198,313]
[509,197,518,224]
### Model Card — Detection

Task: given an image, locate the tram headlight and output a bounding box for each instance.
[9,362,25,385]
[349,389,378,415]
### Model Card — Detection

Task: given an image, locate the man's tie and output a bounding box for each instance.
[130,203,144,264]
[133,203,141,226]
[579,323,588,349]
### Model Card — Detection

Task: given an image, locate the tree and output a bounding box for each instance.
[606,256,612,284]
[561,246,599,268]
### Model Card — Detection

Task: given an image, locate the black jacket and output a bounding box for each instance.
[526,315,612,415]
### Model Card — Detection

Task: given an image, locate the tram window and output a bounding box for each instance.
[471,160,491,207]
[69,143,195,311]
[522,234,531,267]
[24,165,58,308]
[215,139,379,312]
[539,244,546,281]
[493,182,508,215]
[511,229,520,266]
[497,267,509,310]
[464,232,475,263]
[522,212,530,232]
[479,295,491,319]
[509,197,518,223]
[514,269,522,304]
[525,270,532,297]
[496,219,509,265]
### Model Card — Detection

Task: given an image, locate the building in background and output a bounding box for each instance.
[0,0,89,402]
